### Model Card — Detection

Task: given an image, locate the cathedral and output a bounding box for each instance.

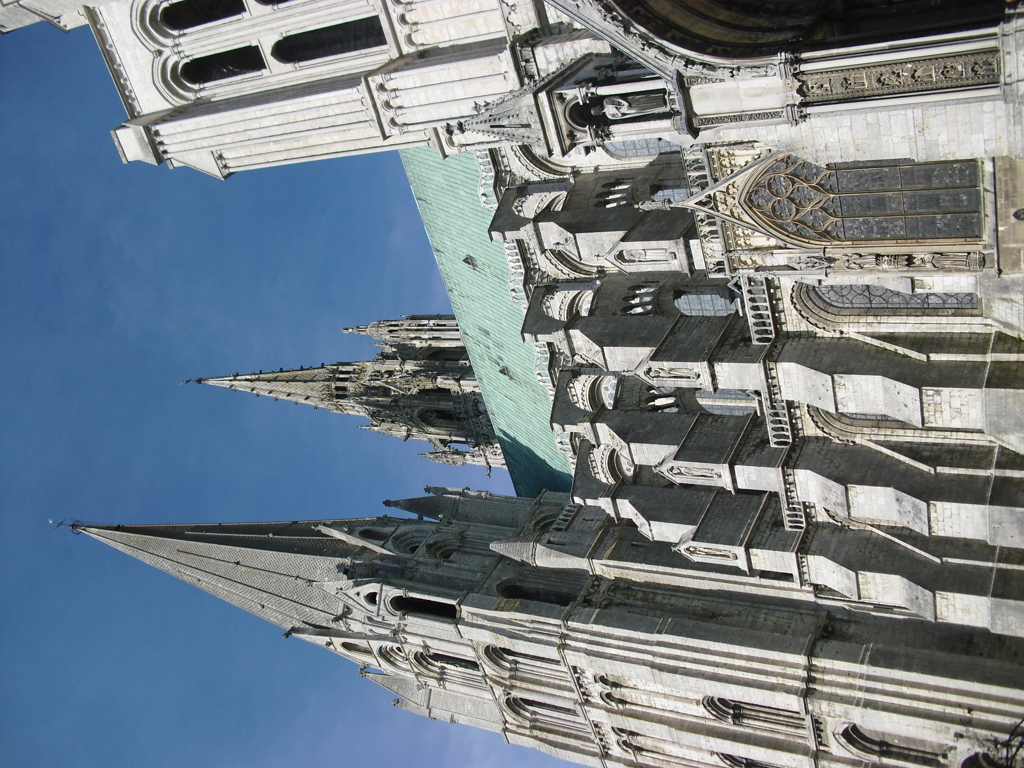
[6,0,1024,765]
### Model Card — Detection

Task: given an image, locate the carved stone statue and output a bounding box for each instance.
[839,252,985,271]
[596,92,669,120]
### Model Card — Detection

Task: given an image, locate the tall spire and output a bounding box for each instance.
[72,520,370,632]
[197,365,344,410]
[195,315,505,469]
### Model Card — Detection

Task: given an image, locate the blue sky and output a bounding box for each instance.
[0,23,572,768]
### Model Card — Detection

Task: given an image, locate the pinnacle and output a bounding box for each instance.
[382,494,456,519]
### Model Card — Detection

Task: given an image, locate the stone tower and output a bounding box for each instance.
[197,315,505,470]
[76,487,1024,768]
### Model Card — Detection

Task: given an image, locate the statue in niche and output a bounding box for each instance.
[680,545,737,560]
[645,365,701,381]
[596,92,669,120]
[665,464,721,480]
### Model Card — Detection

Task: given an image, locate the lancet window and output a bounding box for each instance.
[504,694,589,738]
[271,18,387,63]
[621,284,658,315]
[388,594,458,621]
[644,386,679,413]
[483,646,560,674]
[412,650,480,675]
[703,696,806,735]
[596,181,632,208]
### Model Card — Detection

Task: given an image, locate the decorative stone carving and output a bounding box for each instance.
[644,365,701,382]
[696,110,785,127]
[838,252,985,271]
[798,50,1000,104]
[665,464,721,480]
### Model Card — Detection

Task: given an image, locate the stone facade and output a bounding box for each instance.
[75,488,1024,768]
[198,314,506,469]
[10,0,1024,763]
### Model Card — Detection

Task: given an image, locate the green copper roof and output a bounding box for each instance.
[401,147,572,496]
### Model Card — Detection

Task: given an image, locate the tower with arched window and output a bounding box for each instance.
[75,485,1024,768]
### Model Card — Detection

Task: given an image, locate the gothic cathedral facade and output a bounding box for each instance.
[6,0,1024,766]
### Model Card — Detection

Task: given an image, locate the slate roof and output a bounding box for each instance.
[400,147,572,496]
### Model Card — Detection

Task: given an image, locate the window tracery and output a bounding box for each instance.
[790,282,987,334]
[742,155,983,247]
[814,284,978,311]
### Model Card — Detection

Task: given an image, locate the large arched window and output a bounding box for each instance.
[741,155,983,247]
[272,18,387,63]
[586,443,635,485]
[388,528,429,555]
[180,47,265,85]
[160,0,244,31]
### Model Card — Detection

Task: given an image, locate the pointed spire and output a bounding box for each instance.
[71,520,374,630]
[489,533,542,564]
[197,365,345,411]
